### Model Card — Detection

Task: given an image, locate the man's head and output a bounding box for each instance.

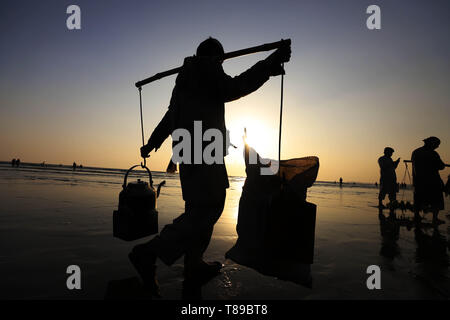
[196,37,224,62]
[384,147,394,157]
[423,136,440,150]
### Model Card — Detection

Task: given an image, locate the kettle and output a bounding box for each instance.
[113,164,165,241]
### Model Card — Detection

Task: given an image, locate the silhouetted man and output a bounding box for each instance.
[129,37,291,296]
[411,137,445,224]
[378,147,400,208]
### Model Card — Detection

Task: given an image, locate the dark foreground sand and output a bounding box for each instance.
[0,165,449,299]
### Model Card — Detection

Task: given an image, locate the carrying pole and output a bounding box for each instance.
[135,39,291,88]
[278,63,284,167]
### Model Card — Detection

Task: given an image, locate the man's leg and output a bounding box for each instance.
[128,209,198,296]
[388,191,397,207]
[432,209,439,223]
[129,241,160,296]
[184,190,226,277]
[130,190,226,293]
[431,207,444,224]
[413,190,422,222]
[378,190,386,207]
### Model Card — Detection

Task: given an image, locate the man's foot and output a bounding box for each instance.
[129,244,161,298]
[184,261,223,284]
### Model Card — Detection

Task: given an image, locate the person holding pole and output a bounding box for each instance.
[129,37,291,296]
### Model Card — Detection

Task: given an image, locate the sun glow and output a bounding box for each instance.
[227,117,278,159]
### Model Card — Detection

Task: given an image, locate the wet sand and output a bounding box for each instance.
[0,164,448,299]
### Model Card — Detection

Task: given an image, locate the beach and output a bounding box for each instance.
[0,163,448,300]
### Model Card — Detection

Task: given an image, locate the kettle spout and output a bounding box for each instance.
[157,180,166,198]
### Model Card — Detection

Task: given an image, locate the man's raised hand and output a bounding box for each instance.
[266,43,291,76]
[140,144,154,158]
[267,43,291,65]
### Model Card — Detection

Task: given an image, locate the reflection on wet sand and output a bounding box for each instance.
[378,207,449,297]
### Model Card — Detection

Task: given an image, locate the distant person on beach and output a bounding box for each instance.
[411,137,446,224]
[339,177,343,187]
[131,37,291,296]
[72,162,76,171]
[11,159,16,167]
[16,159,20,167]
[378,147,400,208]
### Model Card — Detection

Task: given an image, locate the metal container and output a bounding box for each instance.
[113,164,165,241]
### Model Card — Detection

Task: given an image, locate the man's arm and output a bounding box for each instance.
[394,158,400,169]
[221,45,291,102]
[378,157,388,171]
[221,61,271,102]
[140,108,172,158]
[435,152,446,170]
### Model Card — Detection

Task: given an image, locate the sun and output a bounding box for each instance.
[226,117,277,159]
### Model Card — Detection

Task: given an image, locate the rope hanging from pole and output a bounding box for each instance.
[278,63,284,170]
[138,87,146,167]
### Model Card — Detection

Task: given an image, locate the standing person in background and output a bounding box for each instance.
[339,177,343,187]
[72,162,77,171]
[16,159,20,167]
[378,147,400,208]
[412,137,446,224]
[11,159,16,167]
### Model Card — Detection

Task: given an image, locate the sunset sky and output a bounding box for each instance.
[1,0,449,183]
